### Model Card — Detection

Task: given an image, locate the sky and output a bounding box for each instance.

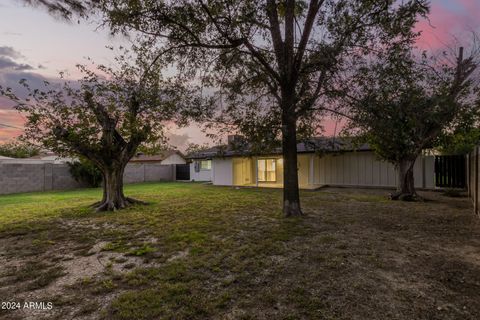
[1,0,479,149]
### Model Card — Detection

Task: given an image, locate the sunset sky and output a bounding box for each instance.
[1,0,479,149]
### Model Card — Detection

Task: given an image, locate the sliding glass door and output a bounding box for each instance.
[257,159,276,182]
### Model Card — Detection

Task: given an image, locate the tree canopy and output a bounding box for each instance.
[342,42,479,199]
[0,139,40,158]
[436,104,480,155]
[21,0,90,20]
[1,48,208,210]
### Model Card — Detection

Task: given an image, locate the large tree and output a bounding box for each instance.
[342,44,479,200]
[76,0,427,217]
[1,50,204,211]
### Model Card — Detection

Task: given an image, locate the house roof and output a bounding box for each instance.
[130,150,184,162]
[187,137,371,159]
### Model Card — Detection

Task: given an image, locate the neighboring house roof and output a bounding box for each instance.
[129,150,184,163]
[187,137,372,159]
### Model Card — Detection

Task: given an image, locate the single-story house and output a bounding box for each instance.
[188,136,436,190]
[189,152,215,182]
[129,150,186,165]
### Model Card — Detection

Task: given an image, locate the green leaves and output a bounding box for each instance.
[343,40,479,165]
[0,139,40,159]
[1,45,207,167]
[68,158,103,187]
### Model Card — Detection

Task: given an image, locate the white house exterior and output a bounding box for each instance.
[190,159,213,182]
[212,158,233,186]
[188,137,436,190]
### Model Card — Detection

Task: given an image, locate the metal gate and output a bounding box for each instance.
[434,155,466,188]
[176,164,190,181]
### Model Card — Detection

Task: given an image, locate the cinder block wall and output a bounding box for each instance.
[123,163,175,183]
[0,163,84,195]
[124,163,146,184]
[0,162,175,195]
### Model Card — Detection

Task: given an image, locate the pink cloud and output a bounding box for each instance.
[416,1,480,50]
[321,116,346,137]
[0,109,24,143]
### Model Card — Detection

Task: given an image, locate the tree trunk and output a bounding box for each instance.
[93,163,144,211]
[282,115,303,217]
[391,158,418,201]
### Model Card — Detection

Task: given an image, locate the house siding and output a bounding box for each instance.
[315,151,435,189]
[212,158,233,186]
[190,162,212,181]
[212,151,436,190]
[297,154,310,186]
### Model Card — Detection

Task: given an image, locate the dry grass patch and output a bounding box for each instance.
[0,183,479,319]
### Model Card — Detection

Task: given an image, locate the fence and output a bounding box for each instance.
[0,160,175,195]
[434,155,467,188]
[467,146,480,217]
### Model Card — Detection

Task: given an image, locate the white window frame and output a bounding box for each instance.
[200,160,212,170]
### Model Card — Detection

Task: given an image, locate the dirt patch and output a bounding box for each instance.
[0,186,479,320]
[167,249,190,262]
[0,232,159,320]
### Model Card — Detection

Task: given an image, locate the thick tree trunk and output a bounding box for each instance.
[282,115,303,217]
[93,163,145,211]
[391,159,418,201]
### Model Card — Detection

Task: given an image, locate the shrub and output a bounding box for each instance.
[68,158,102,187]
[0,140,40,158]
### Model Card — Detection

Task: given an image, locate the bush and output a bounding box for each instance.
[68,159,102,187]
[0,140,40,158]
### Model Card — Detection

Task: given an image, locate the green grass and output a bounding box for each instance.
[0,182,479,320]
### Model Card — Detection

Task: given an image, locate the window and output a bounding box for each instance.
[257,159,276,182]
[200,160,212,170]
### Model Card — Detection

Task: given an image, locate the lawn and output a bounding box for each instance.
[0,182,479,320]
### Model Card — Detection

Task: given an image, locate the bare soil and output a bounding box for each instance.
[0,184,479,320]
